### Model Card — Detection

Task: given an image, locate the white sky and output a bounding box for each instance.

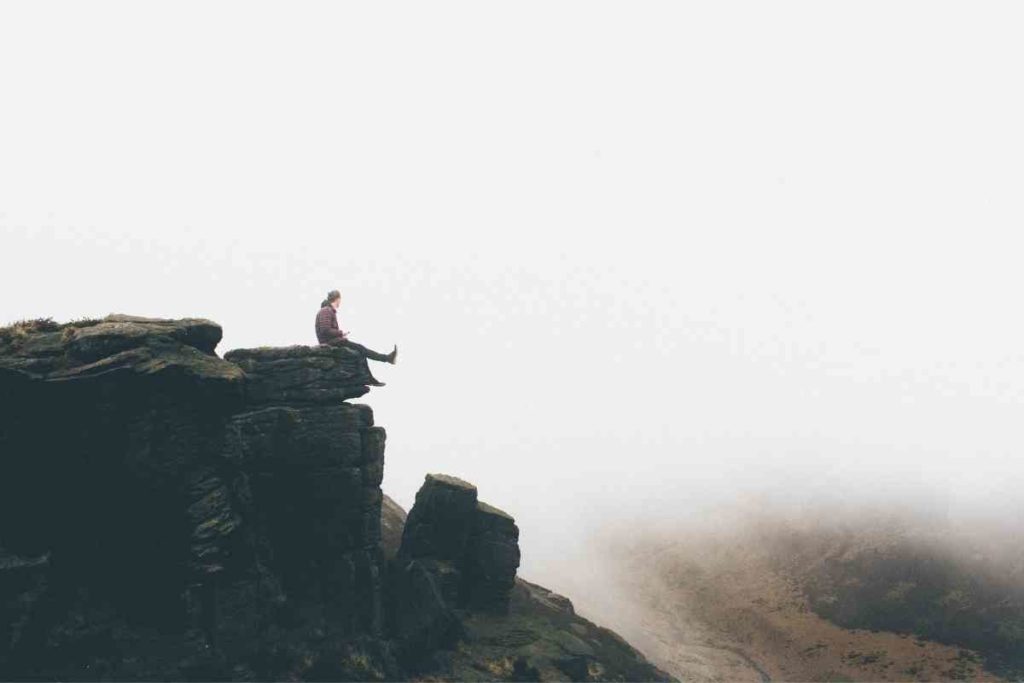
[3,2,1024,585]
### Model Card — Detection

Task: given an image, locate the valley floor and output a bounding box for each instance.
[556,535,1004,682]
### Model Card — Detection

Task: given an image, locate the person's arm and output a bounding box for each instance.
[330,310,347,340]
[316,307,347,341]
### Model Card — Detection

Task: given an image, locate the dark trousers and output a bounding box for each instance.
[329,337,391,362]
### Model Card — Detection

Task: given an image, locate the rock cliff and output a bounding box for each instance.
[0,315,674,682]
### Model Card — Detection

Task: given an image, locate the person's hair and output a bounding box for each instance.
[321,289,341,308]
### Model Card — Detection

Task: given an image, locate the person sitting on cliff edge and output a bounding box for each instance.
[315,289,397,386]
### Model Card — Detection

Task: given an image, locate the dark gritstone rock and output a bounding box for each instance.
[224,344,375,405]
[388,558,466,668]
[388,473,522,669]
[381,494,408,561]
[462,500,521,614]
[0,314,240,386]
[398,473,481,563]
[394,474,520,615]
[0,316,397,680]
[0,314,675,682]
[384,499,678,682]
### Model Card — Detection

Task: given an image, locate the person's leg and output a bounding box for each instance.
[336,337,392,362]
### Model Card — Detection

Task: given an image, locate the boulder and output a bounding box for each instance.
[388,473,521,668]
[398,473,480,563]
[462,500,521,614]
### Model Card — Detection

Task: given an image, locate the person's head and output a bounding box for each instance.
[324,289,341,310]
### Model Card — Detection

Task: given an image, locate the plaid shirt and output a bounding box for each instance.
[315,305,345,344]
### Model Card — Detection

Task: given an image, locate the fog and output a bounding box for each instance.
[3,2,1024,609]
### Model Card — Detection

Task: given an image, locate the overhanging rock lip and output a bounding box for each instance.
[223,343,377,406]
[223,344,362,362]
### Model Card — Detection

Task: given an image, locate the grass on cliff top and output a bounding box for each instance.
[0,316,105,346]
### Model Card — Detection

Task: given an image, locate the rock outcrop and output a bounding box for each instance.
[0,314,674,682]
[382,492,679,682]
[399,475,520,607]
[0,316,390,679]
[387,473,521,669]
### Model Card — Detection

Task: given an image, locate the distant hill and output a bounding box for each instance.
[589,509,1022,681]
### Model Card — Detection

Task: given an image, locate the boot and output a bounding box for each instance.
[367,376,386,387]
[387,344,398,364]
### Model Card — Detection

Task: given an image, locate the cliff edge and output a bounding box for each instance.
[0,315,674,682]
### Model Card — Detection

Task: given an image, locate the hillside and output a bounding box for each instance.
[588,511,1021,682]
[378,491,671,681]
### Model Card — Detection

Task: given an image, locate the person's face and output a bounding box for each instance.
[332,297,341,310]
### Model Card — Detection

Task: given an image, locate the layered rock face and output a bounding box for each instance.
[0,317,392,679]
[0,314,674,682]
[387,474,521,668]
[218,347,387,644]
[1,316,247,679]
